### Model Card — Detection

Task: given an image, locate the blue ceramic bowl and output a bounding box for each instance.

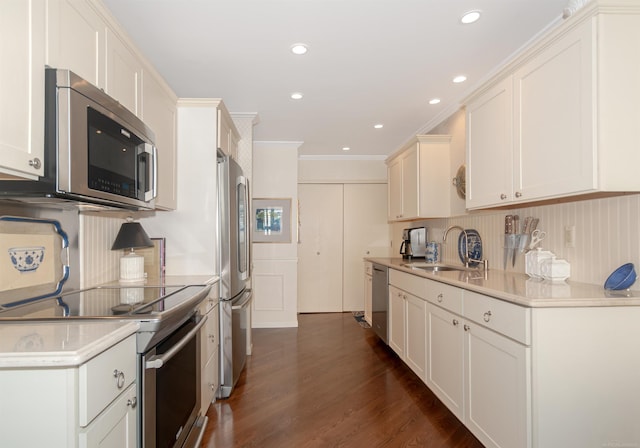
[604,263,637,290]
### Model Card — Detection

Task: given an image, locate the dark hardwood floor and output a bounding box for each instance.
[201,312,484,448]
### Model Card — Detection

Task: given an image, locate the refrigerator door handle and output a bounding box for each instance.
[232,289,252,310]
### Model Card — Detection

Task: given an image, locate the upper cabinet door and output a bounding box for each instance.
[513,20,595,201]
[466,76,513,209]
[105,28,142,116]
[142,72,178,210]
[0,0,46,179]
[46,0,104,88]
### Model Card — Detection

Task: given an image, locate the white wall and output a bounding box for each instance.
[298,157,387,183]
[251,141,300,327]
[139,102,219,276]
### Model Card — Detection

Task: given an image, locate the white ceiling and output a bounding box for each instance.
[101,0,569,158]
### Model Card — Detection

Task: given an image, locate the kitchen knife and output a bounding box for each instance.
[512,215,519,266]
[504,215,512,270]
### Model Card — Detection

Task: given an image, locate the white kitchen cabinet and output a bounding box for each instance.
[464,319,530,448]
[404,292,427,380]
[512,19,594,203]
[0,0,46,180]
[0,332,137,447]
[387,135,451,221]
[142,71,178,210]
[363,262,373,325]
[199,291,220,416]
[218,104,240,159]
[78,383,137,448]
[46,0,104,88]
[387,147,417,221]
[466,5,640,209]
[388,269,427,380]
[466,76,513,208]
[388,284,406,358]
[105,28,142,117]
[426,302,464,420]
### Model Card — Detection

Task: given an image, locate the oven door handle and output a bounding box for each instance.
[145,314,208,370]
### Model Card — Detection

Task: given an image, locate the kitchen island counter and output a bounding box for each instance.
[0,321,138,368]
[366,257,640,308]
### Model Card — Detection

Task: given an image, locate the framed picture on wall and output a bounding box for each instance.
[138,237,166,283]
[252,198,291,243]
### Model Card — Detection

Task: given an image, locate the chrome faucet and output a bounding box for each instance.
[442,225,489,270]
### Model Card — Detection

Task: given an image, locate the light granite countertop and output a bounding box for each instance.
[0,321,139,368]
[366,257,640,308]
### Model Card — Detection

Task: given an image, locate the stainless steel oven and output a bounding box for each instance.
[0,284,212,448]
[142,312,207,448]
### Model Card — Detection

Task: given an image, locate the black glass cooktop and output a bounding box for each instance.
[0,285,209,320]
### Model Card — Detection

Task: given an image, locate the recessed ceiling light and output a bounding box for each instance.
[374,124,384,129]
[429,98,441,105]
[290,92,303,100]
[461,10,481,24]
[342,147,351,151]
[453,75,467,83]
[291,44,308,55]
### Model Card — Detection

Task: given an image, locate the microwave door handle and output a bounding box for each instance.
[143,143,157,201]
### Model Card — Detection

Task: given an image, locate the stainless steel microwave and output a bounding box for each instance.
[0,68,157,210]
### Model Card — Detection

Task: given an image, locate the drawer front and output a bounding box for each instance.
[424,279,463,315]
[464,291,531,344]
[79,334,137,427]
[364,261,372,276]
[389,269,427,300]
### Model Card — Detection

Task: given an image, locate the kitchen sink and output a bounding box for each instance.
[401,262,475,272]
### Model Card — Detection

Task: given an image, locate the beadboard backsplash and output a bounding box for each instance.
[82,192,640,289]
[395,193,640,287]
[79,214,123,288]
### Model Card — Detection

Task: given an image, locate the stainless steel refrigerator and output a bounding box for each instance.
[217,151,252,399]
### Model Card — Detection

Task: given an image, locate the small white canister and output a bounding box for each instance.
[525,248,555,278]
[540,258,571,282]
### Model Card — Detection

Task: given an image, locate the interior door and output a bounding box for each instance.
[297,184,343,312]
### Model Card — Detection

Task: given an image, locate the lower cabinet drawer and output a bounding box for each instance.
[464,291,531,345]
[79,335,137,426]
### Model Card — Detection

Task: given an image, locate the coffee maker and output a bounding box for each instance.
[400,227,427,259]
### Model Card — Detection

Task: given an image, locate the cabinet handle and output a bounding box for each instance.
[113,369,125,389]
[500,193,507,200]
[463,324,470,332]
[28,158,42,169]
[515,192,522,198]
[437,293,443,303]
[127,397,137,408]
[209,333,216,343]
[483,311,492,322]
[452,319,459,326]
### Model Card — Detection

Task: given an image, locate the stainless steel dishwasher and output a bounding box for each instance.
[371,263,389,344]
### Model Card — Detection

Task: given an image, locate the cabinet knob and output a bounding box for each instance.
[500,193,507,200]
[127,397,137,408]
[209,333,216,342]
[452,319,459,326]
[28,158,41,169]
[463,324,470,332]
[113,369,125,389]
[437,293,443,303]
[483,311,492,322]
[515,192,522,198]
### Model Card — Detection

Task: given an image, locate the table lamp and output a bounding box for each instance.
[111,217,154,282]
